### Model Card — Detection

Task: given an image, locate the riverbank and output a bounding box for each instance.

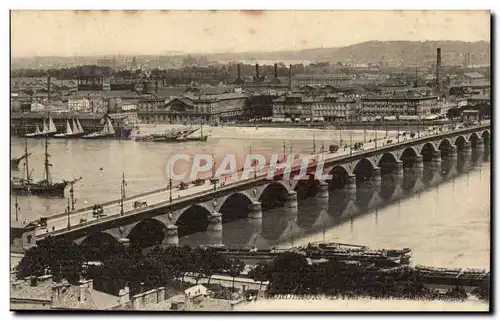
[132,124,397,141]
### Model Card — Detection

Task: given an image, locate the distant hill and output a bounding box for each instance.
[11,40,490,69]
[206,41,490,66]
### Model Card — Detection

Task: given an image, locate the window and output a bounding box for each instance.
[27,235,32,244]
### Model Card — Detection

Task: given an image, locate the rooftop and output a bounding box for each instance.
[11,276,123,310]
[464,72,485,79]
[293,73,349,79]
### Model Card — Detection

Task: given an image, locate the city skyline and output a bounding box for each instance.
[11,10,490,58]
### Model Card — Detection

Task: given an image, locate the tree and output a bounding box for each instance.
[267,252,309,294]
[447,107,462,119]
[17,236,84,284]
[189,247,228,285]
[225,259,245,292]
[251,261,271,290]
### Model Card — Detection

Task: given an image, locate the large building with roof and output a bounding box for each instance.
[291,73,352,88]
[137,91,248,124]
[360,94,438,118]
[272,94,359,122]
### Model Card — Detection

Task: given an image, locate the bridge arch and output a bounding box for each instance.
[219,192,254,224]
[400,146,418,169]
[468,132,480,147]
[258,181,290,211]
[78,232,123,262]
[454,135,467,151]
[127,218,169,249]
[437,138,454,157]
[481,130,490,147]
[175,205,211,237]
[293,173,320,200]
[353,158,375,183]
[328,165,350,190]
[377,152,398,176]
[420,142,438,162]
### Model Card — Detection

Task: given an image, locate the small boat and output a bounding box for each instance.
[53,118,85,138]
[82,118,116,139]
[75,118,86,136]
[53,120,74,138]
[25,125,42,138]
[25,114,58,138]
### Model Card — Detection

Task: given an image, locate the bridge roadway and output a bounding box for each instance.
[34,121,489,239]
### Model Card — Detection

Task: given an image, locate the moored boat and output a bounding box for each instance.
[53,118,85,138]
[82,118,115,139]
[11,135,82,197]
[25,114,58,138]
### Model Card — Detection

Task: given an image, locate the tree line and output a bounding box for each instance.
[248,252,488,302]
[16,237,488,302]
[16,236,245,296]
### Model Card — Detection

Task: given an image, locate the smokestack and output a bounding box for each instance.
[47,76,51,102]
[237,64,241,79]
[467,52,470,66]
[436,48,441,92]
[255,64,260,83]
[274,63,278,79]
[288,64,293,90]
[155,78,158,92]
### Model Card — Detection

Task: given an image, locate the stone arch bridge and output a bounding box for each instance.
[36,125,490,250]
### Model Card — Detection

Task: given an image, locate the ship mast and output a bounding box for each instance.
[44,134,52,185]
[24,134,30,182]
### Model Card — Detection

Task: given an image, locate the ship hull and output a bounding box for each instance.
[81,134,116,140]
[11,181,68,197]
[25,132,57,138]
[53,133,86,139]
[136,135,209,143]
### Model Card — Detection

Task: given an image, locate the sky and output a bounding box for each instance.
[11,10,490,57]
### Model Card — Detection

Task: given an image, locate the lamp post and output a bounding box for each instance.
[14,193,19,222]
[169,177,173,204]
[66,198,71,229]
[69,182,76,211]
[397,111,400,143]
[339,124,343,145]
[282,140,286,161]
[120,172,127,216]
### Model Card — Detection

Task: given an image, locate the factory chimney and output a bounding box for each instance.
[255,64,260,83]
[47,76,51,102]
[234,64,244,85]
[274,63,278,79]
[436,48,441,93]
[288,64,293,90]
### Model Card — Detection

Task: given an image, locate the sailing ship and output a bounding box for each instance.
[82,117,115,139]
[11,135,82,197]
[180,123,209,142]
[25,114,58,138]
[135,124,208,143]
[53,118,85,138]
